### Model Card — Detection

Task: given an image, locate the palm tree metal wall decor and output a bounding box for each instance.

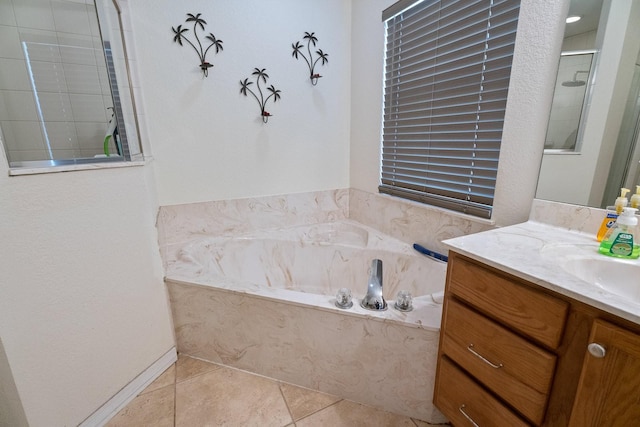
[292,32,329,85]
[172,13,224,77]
[240,68,282,123]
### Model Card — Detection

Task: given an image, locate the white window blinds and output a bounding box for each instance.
[380,0,520,218]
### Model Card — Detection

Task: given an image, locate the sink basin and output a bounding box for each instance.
[561,257,640,303]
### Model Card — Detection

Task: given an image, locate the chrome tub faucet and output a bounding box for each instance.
[360,259,387,311]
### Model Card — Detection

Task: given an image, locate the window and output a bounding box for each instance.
[380,0,521,218]
[0,0,141,170]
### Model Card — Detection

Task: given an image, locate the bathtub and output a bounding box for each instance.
[165,220,448,423]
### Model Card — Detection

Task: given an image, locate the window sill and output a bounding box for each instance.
[8,156,150,176]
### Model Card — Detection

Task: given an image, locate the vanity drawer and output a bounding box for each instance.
[441,299,556,425]
[435,356,531,427]
[448,255,568,349]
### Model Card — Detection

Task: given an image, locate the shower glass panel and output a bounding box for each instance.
[544,50,596,152]
[0,0,140,168]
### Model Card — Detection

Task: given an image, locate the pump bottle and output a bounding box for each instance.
[631,186,640,209]
[598,207,639,259]
[596,188,630,241]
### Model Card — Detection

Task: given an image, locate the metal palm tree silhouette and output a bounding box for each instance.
[292,32,329,85]
[172,13,224,77]
[240,68,282,123]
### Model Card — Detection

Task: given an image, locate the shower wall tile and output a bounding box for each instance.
[69,93,107,122]
[39,92,74,122]
[51,0,92,36]
[7,149,48,162]
[0,1,17,27]
[30,60,67,93]
[13,0,56,31]
[157,189,350,247]
[0,58,30,90]
[349,188,494,256]
[0,25,23,59]
[1,90,38,120]
[63,63,101,95]
[74,121,104,147]
[2,121,45,150]
[0,94,7,121]
[51,147,78,159]
[87,4,101,39]
[46,121,77,150]
[167,280,448,424]
[59,44,96,67]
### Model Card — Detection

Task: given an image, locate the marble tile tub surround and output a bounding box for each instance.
[157,189,349,248]
[529,198,608,234]
[167,280,448,424]
[157,188,495,259]
[349,188,495,255]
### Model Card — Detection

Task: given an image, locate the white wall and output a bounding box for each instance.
[128,0,352,206]
[350,0,568,226]
[0,154,175,425]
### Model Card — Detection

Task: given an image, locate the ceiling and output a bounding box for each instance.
[564,0,604,38]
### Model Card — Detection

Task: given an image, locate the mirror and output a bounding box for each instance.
[536,0,640,208]
[0,0,141,168]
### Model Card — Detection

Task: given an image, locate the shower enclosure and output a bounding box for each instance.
[543,50,596,152]
[0,0,141,168]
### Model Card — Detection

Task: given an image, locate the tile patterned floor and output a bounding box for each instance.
[106,354,446,427]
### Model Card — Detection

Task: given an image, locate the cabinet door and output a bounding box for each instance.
[569,319,640,427]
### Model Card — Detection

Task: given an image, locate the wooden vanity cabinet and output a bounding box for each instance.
[434,251,640,427]
[568,319,640,426]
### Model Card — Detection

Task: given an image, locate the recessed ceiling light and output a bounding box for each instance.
[566,16,581,24]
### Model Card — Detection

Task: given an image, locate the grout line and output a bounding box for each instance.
[293,398,344,424]
[277,382,296,426]
[174,354,223,385]
[173,361,177,427]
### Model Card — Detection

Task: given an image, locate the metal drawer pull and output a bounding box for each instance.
[467,344,503,369]
[459,404,480,427]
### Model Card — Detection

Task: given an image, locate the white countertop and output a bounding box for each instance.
[443,220,640,325]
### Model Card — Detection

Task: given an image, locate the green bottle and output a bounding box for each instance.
[598,207,640,259]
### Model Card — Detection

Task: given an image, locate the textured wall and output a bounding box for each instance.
[350,0,570,227]
[128,0,352,206]
[0,151,174,425]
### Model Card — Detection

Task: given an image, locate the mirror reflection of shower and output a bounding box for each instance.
[562,70,589,87]
[544,50,596,151]
[602,62,640,206]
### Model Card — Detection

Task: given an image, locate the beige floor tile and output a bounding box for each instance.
[279,382,341,421]
[105,385,174,427]
[176,354,220,383]
[295,399,416,427]
[140,364,175,395]
[175,366,292,426]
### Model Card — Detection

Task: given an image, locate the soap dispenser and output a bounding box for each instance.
[598,207,639,259]
[597,188,630,241]
[631,186,640,209]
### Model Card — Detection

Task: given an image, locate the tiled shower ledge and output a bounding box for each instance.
[8,158,149,176]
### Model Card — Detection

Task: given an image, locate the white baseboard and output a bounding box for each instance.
[79,347,177,427]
